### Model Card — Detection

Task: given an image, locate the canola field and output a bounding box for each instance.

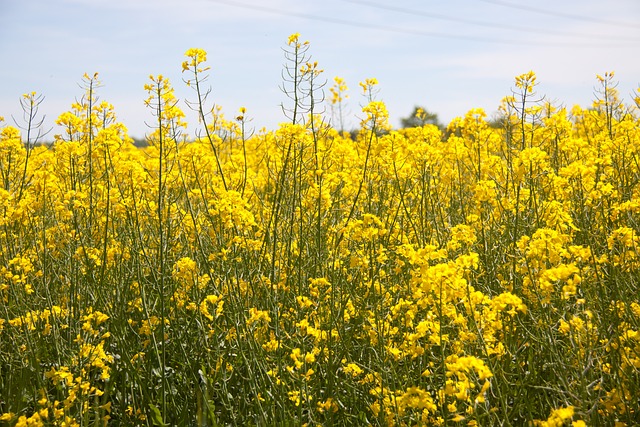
[1,36,640,426]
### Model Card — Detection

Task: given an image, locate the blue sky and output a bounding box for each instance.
[1,0,639,138]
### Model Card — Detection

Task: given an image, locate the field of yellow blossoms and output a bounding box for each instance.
[2,35,640,426]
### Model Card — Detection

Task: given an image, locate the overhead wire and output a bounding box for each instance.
[476,0,640,30]
[204,0,638,47]
[344,0,640,42]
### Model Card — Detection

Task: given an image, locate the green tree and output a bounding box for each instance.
[400,106,443,129]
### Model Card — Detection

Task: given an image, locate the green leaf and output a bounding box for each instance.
[149,403,167,427]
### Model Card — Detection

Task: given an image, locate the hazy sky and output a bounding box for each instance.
[1,0,639,138]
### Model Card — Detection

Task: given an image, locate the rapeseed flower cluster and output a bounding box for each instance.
[1,37,639,426]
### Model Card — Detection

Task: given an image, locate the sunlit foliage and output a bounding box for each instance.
[1,40,640,426]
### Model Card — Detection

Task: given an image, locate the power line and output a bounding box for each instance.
[204,0,637,47]
[344,0,640,42]
[477,0,640,30]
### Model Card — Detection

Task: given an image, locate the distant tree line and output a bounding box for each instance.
[400,106,444,130]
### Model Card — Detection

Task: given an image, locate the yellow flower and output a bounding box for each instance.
[317,398,338,413]
[247,307,271,325]
[343,362,364,377]
[515,70,537,92]
[182,48,209,73]
[261,338,280,352]
[304,351,316,364]
[541,406,575,427]
[330,76,349,104]
[288,390,301,406]
[359,77,379,93]
[0,413,15,421]
[287,32,304,46]
[361,100,390,130]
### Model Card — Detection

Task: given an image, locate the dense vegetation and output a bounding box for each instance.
[1,35,640,426]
